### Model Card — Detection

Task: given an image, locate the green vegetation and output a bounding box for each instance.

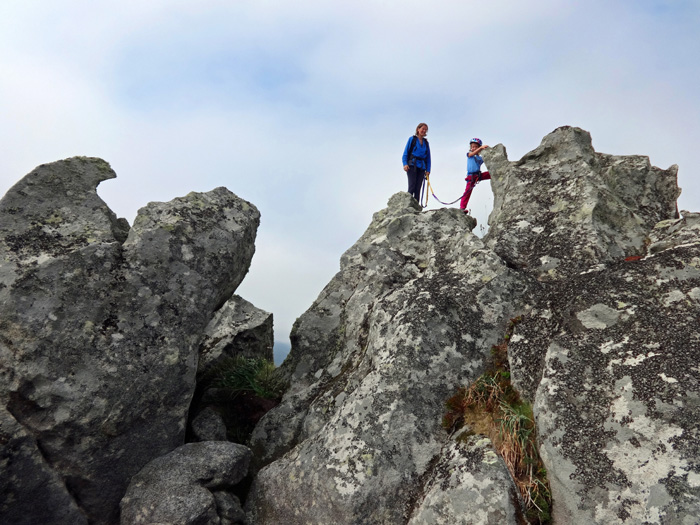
[206,355,284,400]
[443,317,552,524]
[194,355,285,444]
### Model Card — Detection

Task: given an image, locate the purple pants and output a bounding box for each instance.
[460,172,491,210]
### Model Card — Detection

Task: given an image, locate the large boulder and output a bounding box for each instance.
[483,128,700,523]
[198,294,274,377]
[119,441,252,525]
[246,192,531,523]
[483,126,680,280]
[248,127,696,525]
[0,158,260,524]
[507,212,700,523]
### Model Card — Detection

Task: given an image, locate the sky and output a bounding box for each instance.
[1,1,699,362]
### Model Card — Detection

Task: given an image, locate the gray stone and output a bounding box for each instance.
[0,158,260,524]
[0,406,87,525]
[248,128,696,524]
[191,407,228,442]
[213,491,248,525]
[483,126,680,280]
[407,433,525,525]
[5,128,697,525]
[198,294,274,377]
[119,441,252,525]
[507,212,700,523]
[647,209,700,254]
[246,192,531,523]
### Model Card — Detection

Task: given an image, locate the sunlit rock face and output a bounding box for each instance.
[247,192,531,524]
[0,157,260,524]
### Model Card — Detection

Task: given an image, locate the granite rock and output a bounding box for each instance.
[119,441,252,525]
[483,126,680,280]
[0,157,259,524]
[246,192,531,523]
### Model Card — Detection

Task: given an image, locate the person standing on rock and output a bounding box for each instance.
[402,123,431,203]
[460,137,490,213]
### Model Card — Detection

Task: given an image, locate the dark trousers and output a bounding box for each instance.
[407,165,426,202]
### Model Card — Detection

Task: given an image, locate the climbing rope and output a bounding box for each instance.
[423,173,480,207]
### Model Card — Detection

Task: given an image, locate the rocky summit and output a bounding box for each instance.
[1,126,698,525]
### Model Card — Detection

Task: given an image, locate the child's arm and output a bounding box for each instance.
[467,145,489,157]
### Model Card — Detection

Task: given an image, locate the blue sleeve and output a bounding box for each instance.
[426,142,431,172]
[402,137,412,166]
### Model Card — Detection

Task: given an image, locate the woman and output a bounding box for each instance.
[402,123,431,203]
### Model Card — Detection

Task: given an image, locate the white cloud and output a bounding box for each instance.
[1,1,699,355]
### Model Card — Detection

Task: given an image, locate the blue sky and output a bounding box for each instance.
[2,1,699,361]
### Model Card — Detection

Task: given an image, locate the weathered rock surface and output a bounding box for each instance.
[508,225,700,523]
[191,406,229,442]
[483,126,680,280]
[248,126,697,525]
[119,441,252,525]
[407,433,524,525]
[198,294,274,377]
[246,193,532,523]
[4,127,697,525]
[0,157,260,524]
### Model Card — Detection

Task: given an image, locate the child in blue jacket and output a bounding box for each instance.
[460,137,490,212]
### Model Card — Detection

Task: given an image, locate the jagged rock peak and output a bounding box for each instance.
[247,127,697,525]
[247,192,531,523]
[0,157,260,524]
[484,125,680,280]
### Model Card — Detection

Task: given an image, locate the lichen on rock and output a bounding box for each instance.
[0,157,260,524]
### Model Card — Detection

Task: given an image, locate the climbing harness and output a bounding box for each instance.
[406,136,430,170]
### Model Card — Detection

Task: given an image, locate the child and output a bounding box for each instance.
[460,137,490,213]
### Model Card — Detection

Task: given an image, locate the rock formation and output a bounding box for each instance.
[505,210,700,523]
[2,126,698,525]
[0,157,260,524]
[482,127,698,522]
[246,192,532,522]
[247,127,698,524]
[119,441,251,524]
[484,126,680,279]
[198,294,274,376]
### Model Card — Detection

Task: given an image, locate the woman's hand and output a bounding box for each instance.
[403,165,409,172]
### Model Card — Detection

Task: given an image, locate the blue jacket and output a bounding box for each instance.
[402,136,431,172]
[467,153,483,174]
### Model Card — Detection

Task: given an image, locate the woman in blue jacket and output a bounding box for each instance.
[402,123,431,203]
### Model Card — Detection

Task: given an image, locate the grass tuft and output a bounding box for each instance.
[443,316,551,524]
[206,355,285,400]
